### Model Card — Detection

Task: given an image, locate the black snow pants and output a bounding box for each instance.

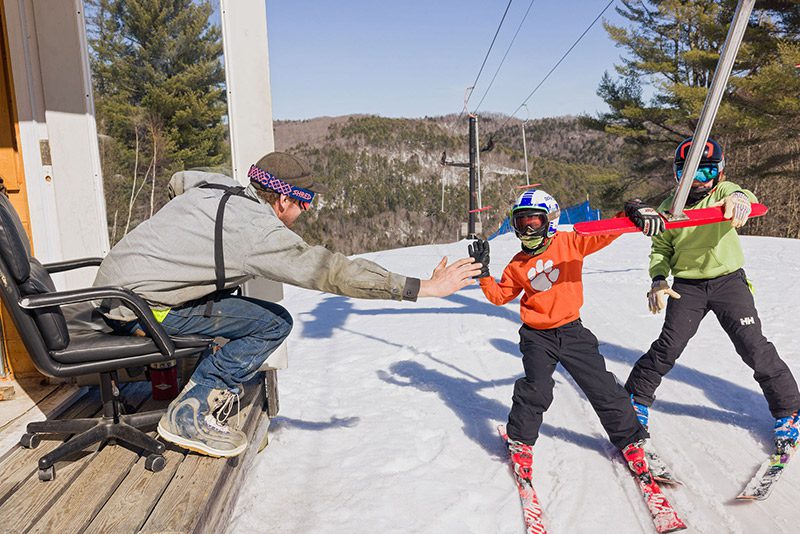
[625,269,800,418]
[507,319,648,450]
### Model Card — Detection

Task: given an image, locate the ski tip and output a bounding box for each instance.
[497,424,508,441]
[735,494,765,501]
[656,516,688,533]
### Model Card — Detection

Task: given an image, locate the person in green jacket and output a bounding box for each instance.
[625,137,800,453]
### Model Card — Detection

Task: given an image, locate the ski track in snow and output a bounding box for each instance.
[230,233,800,534]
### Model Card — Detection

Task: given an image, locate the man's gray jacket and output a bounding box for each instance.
[94,171,419,321]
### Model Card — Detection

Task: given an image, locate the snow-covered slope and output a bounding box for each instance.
[230,232,800,533]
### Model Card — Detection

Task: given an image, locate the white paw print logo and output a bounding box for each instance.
[528,259,560,292]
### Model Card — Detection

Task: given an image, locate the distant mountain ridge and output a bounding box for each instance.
[273,114,640,255]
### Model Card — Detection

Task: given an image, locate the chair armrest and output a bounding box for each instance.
[42,257,104,274]
[19,286,175,357]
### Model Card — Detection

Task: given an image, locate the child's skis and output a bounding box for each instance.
[623,442,687,533]
[643,440,682,485]
[737,444,797,500]
[498,425,547,534]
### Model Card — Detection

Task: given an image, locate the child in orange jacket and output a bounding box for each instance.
[470,189,663,479]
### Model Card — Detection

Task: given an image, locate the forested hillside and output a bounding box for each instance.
[588,0,800,239]
[277,114,638,255]
[88,0,799,255]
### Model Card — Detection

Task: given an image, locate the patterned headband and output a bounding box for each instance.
[247,164,316,204]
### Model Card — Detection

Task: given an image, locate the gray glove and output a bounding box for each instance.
[647,279,680,314]
[723,192,751,228]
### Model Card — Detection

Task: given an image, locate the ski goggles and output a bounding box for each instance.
[675,163,720,183]
[512,211,549,236]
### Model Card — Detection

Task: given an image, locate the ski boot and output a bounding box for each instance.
[630,395,649,431]
[774,411,800,454]
[622,440,650,477]
[507,438,534,482]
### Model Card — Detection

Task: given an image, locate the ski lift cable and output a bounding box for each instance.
[494,0,616,133]
[456,0,515,121]
[473,0,539,114]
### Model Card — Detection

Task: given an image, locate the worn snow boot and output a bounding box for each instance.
[157,380,247,457]
[622,440,650,477]
[506,438,534,482]
[774,411,800,454]
[630,395,649,430]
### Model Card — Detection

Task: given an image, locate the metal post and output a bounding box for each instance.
[521,104,530,186]
[468,115,478,238]
[669,0,756,219]
[440,168,445,213]
[522,121,530,185]
[475,116,482,215]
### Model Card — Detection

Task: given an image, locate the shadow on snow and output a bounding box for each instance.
[295,285,775,450]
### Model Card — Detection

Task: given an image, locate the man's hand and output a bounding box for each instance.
[624,199,665,237]
[418,257,482,298]
[467,239,490,278]
[722,192,751,228]
[647,279,680,314]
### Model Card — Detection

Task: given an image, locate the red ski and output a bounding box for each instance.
[498,425,547,534]
[623,443,687,533]
[574,203,768,236]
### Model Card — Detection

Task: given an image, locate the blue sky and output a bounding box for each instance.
[263,0,632,120]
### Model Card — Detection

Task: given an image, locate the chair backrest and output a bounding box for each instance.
[0,195,70,368]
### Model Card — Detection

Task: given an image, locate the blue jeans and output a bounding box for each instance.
[112,296,293,390]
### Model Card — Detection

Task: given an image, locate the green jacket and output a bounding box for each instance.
[649,181,758,280]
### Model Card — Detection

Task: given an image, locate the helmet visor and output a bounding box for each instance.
[675,163,719,183]
[512,211,549,236]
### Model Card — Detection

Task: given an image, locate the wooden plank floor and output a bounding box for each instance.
[0,372,276,534]
[0,378,86,454]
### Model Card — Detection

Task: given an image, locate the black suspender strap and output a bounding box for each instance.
[198,184,258,316]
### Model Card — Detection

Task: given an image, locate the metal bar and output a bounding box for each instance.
[440,168,445,213]
[522,122,530,185]
[468,115,478,238]
[475,117,482,214]
[669,0,756,219]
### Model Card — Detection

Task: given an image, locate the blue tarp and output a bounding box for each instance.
[560,200,602,225]
[489,200,601,240]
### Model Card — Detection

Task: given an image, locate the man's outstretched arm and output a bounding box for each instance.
[418,257,482,298]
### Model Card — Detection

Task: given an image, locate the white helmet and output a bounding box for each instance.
[510,189,560,240]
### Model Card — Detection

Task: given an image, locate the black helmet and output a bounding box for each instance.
[673,137,725,185]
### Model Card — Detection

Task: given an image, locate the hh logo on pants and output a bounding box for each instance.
[740,316,755,326]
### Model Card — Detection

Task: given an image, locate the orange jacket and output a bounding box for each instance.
[479,232,618,329]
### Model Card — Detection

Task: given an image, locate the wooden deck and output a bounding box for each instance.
[0,371,278,534]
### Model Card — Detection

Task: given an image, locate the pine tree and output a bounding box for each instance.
[87,0,227,241]
[585,0,800,233]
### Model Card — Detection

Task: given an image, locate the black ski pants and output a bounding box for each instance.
[507,319,648,450]
[625,269,800,418]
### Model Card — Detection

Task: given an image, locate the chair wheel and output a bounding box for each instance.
[38,466,55,481]
[20,433,40,449]
[145,454,166,472]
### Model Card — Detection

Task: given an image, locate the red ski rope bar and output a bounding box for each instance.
[247,164,316,204]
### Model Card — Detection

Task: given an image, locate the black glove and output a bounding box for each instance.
[467,239,490,278]
[624,199,665,237]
